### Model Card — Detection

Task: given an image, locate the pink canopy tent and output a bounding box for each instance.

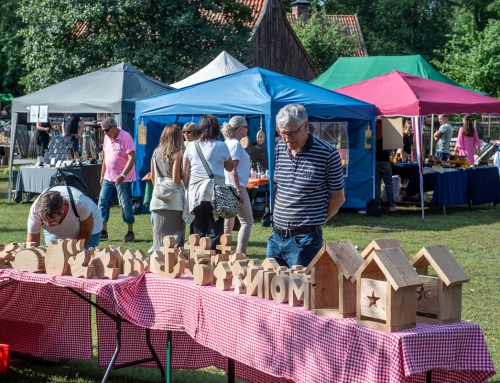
[335,70,500,218]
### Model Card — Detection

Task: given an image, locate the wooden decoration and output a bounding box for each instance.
[45,239,71,276]
[193,253,213,286]
[271,274,290,303]
[185,234,200,258]
[10,248,45,272]
[112,245,125,273]
[361,238,409,260]
[214,261,233,290]
[352,247,423,332]
[164,250,186,279]
[149,251,165,275]
[198,237,215,257]
[230,260,249,286]
[289,274,310,308]
[247,259,263,269]
[233,275,246,294]
[245,267,262,296]
[135,249,147,261]
[304,241,364,318]
[134,258,145,276]
[211,253,229,269]
[216,234,235,255]
[65,239,85,257]
[68,250,94,279]
[122,249,136,276]
[259,270,276,300]
[0,243,19,264]
[229,253,246,263]
[261,258,280,271]
[410,245,470,324]
[91,248,119,279]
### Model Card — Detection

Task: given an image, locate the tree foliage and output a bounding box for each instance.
[435,19,500,96]
[18,0,253,93]
[0,0,25,96]
[291,9,361,74]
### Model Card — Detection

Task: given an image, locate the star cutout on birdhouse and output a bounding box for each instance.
[367,291,380,307]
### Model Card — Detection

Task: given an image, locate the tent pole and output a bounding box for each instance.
[7,112,18,204]
[430,114,434,157]
[488,114,491,138]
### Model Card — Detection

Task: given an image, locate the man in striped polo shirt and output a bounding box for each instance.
[266,104,345,268]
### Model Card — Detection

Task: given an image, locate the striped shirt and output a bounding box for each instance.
[273,133,344,229]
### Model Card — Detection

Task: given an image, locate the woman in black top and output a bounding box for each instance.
[402,121,413,161]
[36,117,53,157]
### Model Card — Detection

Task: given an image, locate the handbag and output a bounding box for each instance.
[194,141,240,219]
[152,153,178,203]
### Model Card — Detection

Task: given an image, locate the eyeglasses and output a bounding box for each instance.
[182,131,191,134]
[102,125,113,133]
[42,215,62,227]
[278,122,305,138]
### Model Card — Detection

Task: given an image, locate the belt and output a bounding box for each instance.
[273,225,322,238]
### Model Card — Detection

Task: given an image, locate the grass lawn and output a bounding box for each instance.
[0,172,499,382]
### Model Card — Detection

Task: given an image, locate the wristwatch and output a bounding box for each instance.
[120,173,127,178]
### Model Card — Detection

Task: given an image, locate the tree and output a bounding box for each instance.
[435,19,500,96]
[291,9,361,73]
[0,0,25,96]
[18,0,253,93]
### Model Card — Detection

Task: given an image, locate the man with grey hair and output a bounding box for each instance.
[98,117,137,242]
[266,104,345,268]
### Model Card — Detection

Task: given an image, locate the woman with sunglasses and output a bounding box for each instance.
[221,116,254,254]
[182,122,198,146]
[26,186,103,249]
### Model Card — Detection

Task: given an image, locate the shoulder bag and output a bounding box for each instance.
[152,152,178,203]
[194,140,240,219]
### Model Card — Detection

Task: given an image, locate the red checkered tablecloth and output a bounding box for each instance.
[0,269,495,383]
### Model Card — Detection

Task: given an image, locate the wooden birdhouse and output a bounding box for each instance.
[410,245,470,324]
[303,240,364,318]
[361,238,409,259]
[352,247,423,332]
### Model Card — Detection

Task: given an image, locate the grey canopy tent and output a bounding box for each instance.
[8,62,173,203]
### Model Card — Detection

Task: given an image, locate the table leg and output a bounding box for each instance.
[443,205,446,215]
[426,370,432,383]
[228,357,235,383]
[166,331,172,383]
[102,315,122,383]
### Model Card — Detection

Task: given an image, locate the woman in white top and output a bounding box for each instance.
[222,116,254,254]
[26,186,102,249]
[183,115,233,251]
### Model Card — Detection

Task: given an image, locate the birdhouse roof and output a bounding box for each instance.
[304,240,364,279]
[360,238,409,259]
[410,245,470,286]
[353,247,423,290]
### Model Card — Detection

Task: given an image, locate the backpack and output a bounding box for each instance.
[49,171,88,196]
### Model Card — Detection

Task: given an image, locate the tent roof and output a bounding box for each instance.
[170,51,247,89]
[335,71,500,116]
[138,67,375,120]
[311,55,480,93]
[12,63,173,114]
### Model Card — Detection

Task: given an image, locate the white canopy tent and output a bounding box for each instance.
[170,51,247,89]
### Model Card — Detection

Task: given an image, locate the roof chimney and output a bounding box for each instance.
[291,0,311,20]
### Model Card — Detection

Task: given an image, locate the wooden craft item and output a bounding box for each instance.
[214,261,233,291]
[133,258,145,276]
[164,251,186,279]
[198,237,215,256]
[247,259,263,270]
[149,251,165,275]
[45,239,71,276]
[68,250,94,279]
[90,248,119,279]
[211,253,229,269]
[240,136,249,149]
[258,270,276,300]
[230,260,249,286]
[289,274,311,308]
[65,239,85,257]
[185,234,201,258]
[410,245,469,324]
[9,248,45,272]
[271,274,290,303]
[0,243,19,263]
[261,258,280,271]
[112,245,125,273]
[216,234,235,255]
[245,267,262,296]
[193,253,213,285]
[122,249,136,276]
[135,249,147,260]
[256,123,265,145]
[233,275,246,294]
[229,253,246,263]
[361,238,409,260]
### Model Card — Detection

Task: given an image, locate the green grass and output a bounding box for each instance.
[1,172,499,382]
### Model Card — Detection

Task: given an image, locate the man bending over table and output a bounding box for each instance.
[266,104,345,268]
[26,186,103,249]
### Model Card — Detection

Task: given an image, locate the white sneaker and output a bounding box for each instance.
[148,245,154,254]
[358,210,367,214]
[390,206,398,212]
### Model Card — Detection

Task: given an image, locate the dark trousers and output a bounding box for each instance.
[192,201,224,252]
[38,134,49,157]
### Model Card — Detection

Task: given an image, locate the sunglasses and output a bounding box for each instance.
[182,131,191,134]
[102,125,113,133]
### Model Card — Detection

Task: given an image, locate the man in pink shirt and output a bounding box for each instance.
[98,117,137,242]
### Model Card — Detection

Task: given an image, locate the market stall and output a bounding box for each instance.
[7,62,173,203]
[135,67,376,210]
[335,70,500,217]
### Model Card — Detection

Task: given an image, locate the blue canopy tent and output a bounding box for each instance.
[134,67,376,210]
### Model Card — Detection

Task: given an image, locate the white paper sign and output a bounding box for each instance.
[39,105,48,123]
[30,105,39,123]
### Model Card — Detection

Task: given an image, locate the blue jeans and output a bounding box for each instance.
[265,230,323,268]
[98,179,135,224]
[375,161,395,208]
[44,231,101,250]
[435,152,450,161]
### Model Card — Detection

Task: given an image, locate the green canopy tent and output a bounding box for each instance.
[311,55,483,93]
